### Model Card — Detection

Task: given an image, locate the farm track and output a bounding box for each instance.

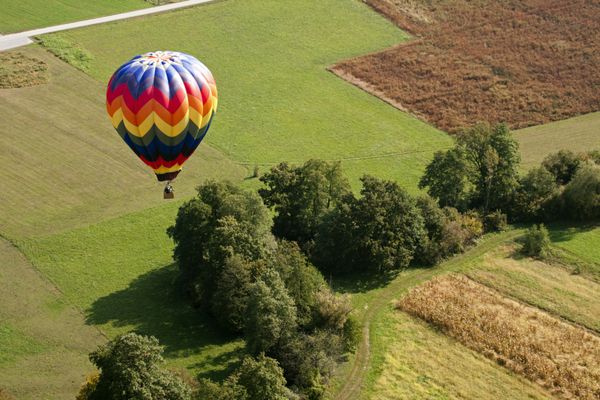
[0,0,215,51]
[333,230,521,400]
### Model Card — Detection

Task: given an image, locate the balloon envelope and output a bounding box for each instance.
[106,51,218,181]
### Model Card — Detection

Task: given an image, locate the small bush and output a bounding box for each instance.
[0,388,15,400]
[484,210,508,232]
[76,373,99,400]
[522,224,551,257]
[342,314,361,352]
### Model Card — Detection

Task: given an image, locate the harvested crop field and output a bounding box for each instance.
[398,275,600,400]
[332,0,600,133]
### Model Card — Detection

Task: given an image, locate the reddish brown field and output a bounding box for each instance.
[332,0,600,133]
[398,275,600,400]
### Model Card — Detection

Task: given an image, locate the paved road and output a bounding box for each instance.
[0,0,214,51]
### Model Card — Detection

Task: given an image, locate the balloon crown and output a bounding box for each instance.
[135,51,182,66]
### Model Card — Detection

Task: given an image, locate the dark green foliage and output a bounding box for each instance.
[86,333,191,400]
[236,354,290,400]
[542,150,581,185]
[259,160,351,247]
[456,124,520,213]
[414,196,449,264]
[342,314,361,352]
[420,124,520,214]
[513,167,559,221]
[195,377,248,400]
[195,355,290,400]
[210,255,257,333]
[483,210,508,232]
[245,270,297,355]
[167,180,273,319]
[562,164,600,220]
[314,175,427,274]
[269,241,326,327]
[418,148,471,210]
[272,330,342,399]
[522,224,551,257]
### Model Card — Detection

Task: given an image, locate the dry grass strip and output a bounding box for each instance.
[398,274,600,399]
[0,52,48,89]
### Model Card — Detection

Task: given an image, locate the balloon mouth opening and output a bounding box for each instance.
[156,171,181,182]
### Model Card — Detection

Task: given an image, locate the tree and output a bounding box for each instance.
[562,164,600,220]
[314,176,427,274]
[167,180,273,305]
[245,270,297,355]
[542,150,581,185]
[269,240,326,327]
[418,148,471,210]
[259,160,351,247]
[195,378,248,400]
[512,166,559,221]
[456,123,520,213]
[236,354,290,400]
[85,333,191,400]
[210,255,257,333]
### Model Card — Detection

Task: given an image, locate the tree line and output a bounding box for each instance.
[76,123,599,399]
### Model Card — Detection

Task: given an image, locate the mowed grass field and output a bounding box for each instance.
[0,46,245,238]
[40,0,451,191]
[0,1,451,398]
[0,238,104,399]
[0,0,150,34]
[515,112,600,169]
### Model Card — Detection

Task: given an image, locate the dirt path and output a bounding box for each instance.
[333,230,521,400]
[0,0,215,51]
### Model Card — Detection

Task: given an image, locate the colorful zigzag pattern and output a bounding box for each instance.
[106,51,218,181]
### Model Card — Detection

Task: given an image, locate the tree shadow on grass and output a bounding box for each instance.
[546,222,599,244]
[329,269,399,294]
[86,264,245,380]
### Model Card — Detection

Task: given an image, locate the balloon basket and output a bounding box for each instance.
[163,181,175,199]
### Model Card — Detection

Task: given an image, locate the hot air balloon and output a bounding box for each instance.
[106,51,218,198]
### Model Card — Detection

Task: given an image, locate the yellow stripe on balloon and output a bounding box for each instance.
[153,164,183,174]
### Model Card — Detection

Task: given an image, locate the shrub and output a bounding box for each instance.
[76,373,99,400]
[484,210,508,232]
[512,167,559,221]
[542,150,581,185]
[522,224,551,257]
[342,314,361,352]
[236,354,290,400]
[562,164,600,220]
[0,389,15,400]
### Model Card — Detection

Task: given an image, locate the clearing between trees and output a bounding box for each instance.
[333,0,600,132]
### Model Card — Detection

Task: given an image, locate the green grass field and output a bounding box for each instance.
[0,238,104,399]
[18,203,245,380]
[548,224,600,280]
[0,46,245,239]
[2,0,599,398]
[515,112,600,169]
[39,0,451,192]
[0,0,150,34]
